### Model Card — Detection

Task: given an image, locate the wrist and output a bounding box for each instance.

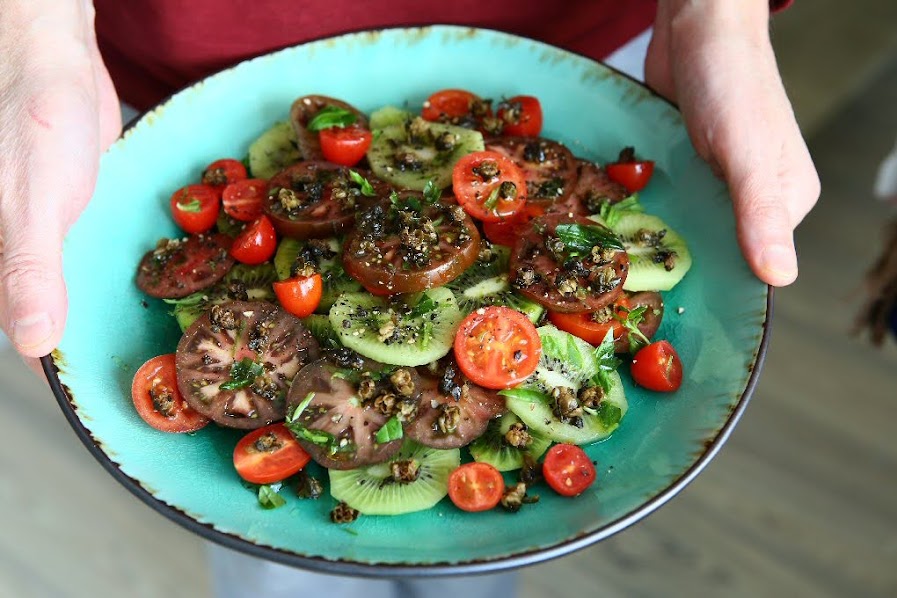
[664,0,771,45]
[2,0,96,69]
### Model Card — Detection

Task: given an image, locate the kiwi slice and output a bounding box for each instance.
[329,441,460,515]
[273,237,362,313]
[301,314,342,349]
[164,263,278,332]
[369,105,413,130]
[367,117,484,190]
[469,412,551,472]
[605,213,692,292]
[248,120,302,180]
[446,247,544,323]
[329,287,462,367]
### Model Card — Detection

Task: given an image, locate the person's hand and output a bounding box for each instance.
[645,0,820,286]
[0,0,121,361]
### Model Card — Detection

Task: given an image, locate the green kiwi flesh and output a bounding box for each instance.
[468,412,551,472]
[248,121,302,180]
[605,212,692,291]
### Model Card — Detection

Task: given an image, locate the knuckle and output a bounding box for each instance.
[0,249,57,296]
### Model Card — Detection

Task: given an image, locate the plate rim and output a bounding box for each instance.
[41,24,774,577]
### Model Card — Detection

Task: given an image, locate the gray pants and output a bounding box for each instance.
[207,543,519,598]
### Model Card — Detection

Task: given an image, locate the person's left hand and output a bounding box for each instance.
[645,0,820,286]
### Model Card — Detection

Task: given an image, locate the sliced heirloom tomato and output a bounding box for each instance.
[543,444,596,497]
[453,306,542,390]
[202,158,248,188]
[132,354,209,433]
[170,184,220,234]
[548,291,663,352]
[421,89,493,130]
[289,95,368,161]
[561,159,631,216]
[485,137,577,210]
[176,300,320,429]
[342,196,481,295]
[136,234,234,299]
[448,462,505,512]
[231,215,277,265]
[482,202,545,247]
[497,95,543,137]
[233,423,311,484]
[319,125,372,167]
[263,161,387,239]
[452,151,527,222]
[631,340,683,392]
[606,147,655,193]
[273,274,323,318]
[223,178,268,222]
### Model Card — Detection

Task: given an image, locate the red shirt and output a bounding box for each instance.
[95,0,656,110]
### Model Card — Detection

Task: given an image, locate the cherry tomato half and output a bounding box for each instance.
[481,202,545,247]
[497,95,543,137]
[272,274,323,318]
[170,184,220,234]
[630,340,683,392]
[233,423,312,484]
[452,151,527,222]
[202,158,247,188]
[542,444,596,497]
[131,354,210,433]
[222,178,268,222]
[421,89,489,122]
[319,124,373,167]
[606,147,654,193]
[231,215,277,265]
[448,462,505,512]
[453,306,542,390]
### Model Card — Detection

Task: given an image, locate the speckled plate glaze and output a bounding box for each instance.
[42,26,771,576]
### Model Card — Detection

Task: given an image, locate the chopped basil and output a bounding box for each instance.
[420,320,434,349]
[241,155,253,178]
[349,170,376,197]
[594,402,623,429]
[176,198,203,213]
[220,358,264,390]
[565,334,585,371]
[613,305,650,353]
[555,223,625,253]
[590,329,622,392]
[389,190,422,213]
[306,105,357,131]
[408,292,436,318]
[598,194,643,227]
[374,415,403,444]
[287,392,316,422]
[498,388,550,404]
[422,179,441,205]
[483,186,501,211]
[258,483,286,510]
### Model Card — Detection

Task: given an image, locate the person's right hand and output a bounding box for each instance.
[0,0,121,361]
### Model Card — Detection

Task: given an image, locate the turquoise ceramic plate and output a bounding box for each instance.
[43,26,771,576]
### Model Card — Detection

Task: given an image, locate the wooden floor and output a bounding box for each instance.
[2,2,896,597]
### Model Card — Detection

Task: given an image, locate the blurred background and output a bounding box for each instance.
[1,2,895,596]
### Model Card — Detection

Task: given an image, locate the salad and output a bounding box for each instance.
[131,89,692,519]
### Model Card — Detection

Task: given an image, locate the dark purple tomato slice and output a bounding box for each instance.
[485,137,577,210]
[136,234,234,299]
[289,95,369,161]
[554,159,631,216]
[342,197,481,295]
[286,354,423,469]
[405,363,505,449]
[510,213,629,313]
[175,301,320,429]
[263,161,387,239]
[620,291,664,351]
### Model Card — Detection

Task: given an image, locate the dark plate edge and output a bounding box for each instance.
[41,24,774,578]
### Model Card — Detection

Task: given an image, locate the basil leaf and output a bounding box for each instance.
[389,190,421,212]
[374,416,403,444]
[555,223,625,253]
[598,194,643,227]
[306,105,357,131]
[422,179,441,205]
[258,483,286,510]
[408,292,436,318]
[595,402,623,429]
[541,334,563,361]
[590,329,621,392]
[176,199,203,213]
[349,170,376,197]
[220,358,264,390]
[499,388,550,404]
[566,334,585,371]
[613,306,650,353]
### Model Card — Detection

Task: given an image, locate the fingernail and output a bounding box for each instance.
[12,312,53,349]
[759,244,798,285]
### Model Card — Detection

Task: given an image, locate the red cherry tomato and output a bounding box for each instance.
[131,354,209,433]
[453,306,542,390]
[630,340,683,392]
[447,462,505,512]
[272,274,323,318]
[606,147,654,193]
[202,158,247,188]
[481,202,545,247]
[452,151,527,222]
[422,89,489,122]
[169,184,220,234]
[319,125,373,167]
[497,95,543,137]
[548,297,631,346]
[222,178,268,222]
[230,215,277,265]
[233,423,312,485]
[542,444,596,497]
